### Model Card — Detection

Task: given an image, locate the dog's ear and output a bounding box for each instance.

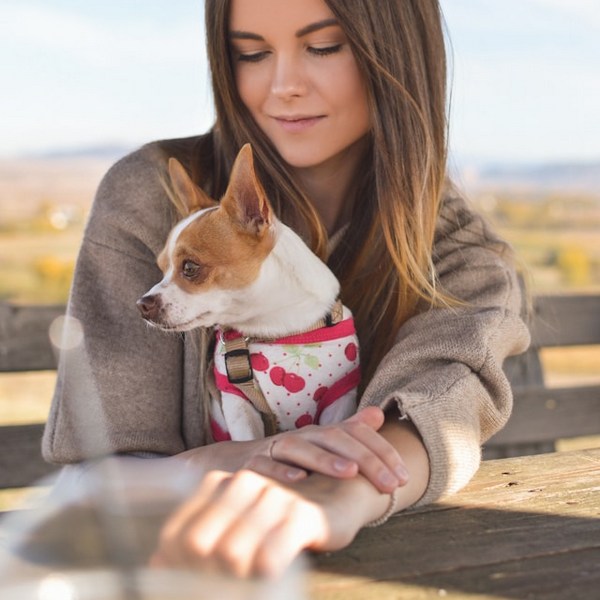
[221,144,273,236]
[167,158,217,217]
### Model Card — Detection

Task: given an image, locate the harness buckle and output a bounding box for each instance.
[224,347,254,384]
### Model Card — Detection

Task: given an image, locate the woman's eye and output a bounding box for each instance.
[236,51,269,63]
[308,44,343,57]
[182,260,202,279]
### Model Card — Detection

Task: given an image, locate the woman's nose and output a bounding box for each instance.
[270,55,307,99]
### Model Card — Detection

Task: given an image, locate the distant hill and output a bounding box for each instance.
[26,143,136,162]
[4,144,600,213]
[462,160,600,195]
[0,155,115,222]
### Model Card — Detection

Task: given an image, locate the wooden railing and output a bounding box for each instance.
[1,295,599,488]
[0,303,64,489]
[484,294,600,458]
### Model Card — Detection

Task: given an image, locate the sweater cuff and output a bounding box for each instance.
[378,391,481,508]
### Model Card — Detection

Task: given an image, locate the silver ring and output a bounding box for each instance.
[268,439,277,461]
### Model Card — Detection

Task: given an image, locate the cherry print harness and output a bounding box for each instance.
[211,303,361,441]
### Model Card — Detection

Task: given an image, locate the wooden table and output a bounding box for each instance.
[310,448,600,600]
[1,449,598,599]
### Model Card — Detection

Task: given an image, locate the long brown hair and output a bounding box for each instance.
[199,0,450,387]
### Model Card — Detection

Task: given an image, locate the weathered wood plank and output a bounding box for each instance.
[486,384,600,445]
[310,549,600,600]
[311,449,600,600]
[0,303,64,372]
[0,424,57,489]
[531,294,600,347]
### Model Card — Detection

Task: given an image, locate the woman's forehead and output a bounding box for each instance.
[228,0,336,33]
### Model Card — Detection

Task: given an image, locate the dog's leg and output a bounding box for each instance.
[220,391,266,440]
[319,391,358,425]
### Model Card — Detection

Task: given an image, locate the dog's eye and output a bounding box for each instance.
[182,260,202,279]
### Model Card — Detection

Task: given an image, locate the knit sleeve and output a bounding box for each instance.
[358,193,531,506]
[42,142,189,463]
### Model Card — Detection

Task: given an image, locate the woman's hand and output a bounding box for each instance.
[175,407,408,494]
[151,418,428,578]
[243,407,408,494]
[150,468,370,578]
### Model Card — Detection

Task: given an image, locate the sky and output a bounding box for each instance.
[1,0,599,165]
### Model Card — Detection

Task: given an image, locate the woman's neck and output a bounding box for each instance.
[292,136,368,235]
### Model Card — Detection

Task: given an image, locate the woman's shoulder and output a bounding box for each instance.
[98,135,205,199]
[91,134,212,218]
[85,135,209,255]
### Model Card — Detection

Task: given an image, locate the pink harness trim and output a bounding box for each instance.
[220,316,356,345]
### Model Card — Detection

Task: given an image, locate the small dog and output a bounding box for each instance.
[137,144,359,441]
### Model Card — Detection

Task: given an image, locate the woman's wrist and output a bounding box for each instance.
[288,470,397,537]
[365,487,399,527]
[290,415,430,530]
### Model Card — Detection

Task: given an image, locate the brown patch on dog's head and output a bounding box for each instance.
[160,144,276,293]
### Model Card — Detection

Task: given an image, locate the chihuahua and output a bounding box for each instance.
[137,144,359,441]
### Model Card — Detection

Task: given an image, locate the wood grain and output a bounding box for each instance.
[532,294,600,347]
[311,449,600,599]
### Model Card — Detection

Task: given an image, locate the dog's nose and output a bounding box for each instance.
[136,294,161,321]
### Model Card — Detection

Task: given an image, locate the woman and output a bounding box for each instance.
[43,0,530,577]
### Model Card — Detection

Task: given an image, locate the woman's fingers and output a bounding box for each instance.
[326,420,409,491]
[149,474,225,568]
[151,470,328,577]
[214,485,315,577]
[251,497,327,577]
[254,408,408,493]
[345,405,386,429]
[243,454,308,483]
[152,470,265,568]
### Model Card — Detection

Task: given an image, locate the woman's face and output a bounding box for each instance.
[229,0,371,172]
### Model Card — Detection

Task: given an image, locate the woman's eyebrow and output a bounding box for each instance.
[229,18,339,41]
[295,18,339,38]
[229,30,263,41]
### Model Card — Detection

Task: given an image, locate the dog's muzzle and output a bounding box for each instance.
[136,294,163,323]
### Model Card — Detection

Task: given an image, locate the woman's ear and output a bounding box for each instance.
[167,158,218,217]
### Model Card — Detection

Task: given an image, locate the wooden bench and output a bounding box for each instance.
[1,295,599,490]
[484,293,600,458]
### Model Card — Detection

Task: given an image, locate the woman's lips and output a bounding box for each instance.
[273,115,325,133]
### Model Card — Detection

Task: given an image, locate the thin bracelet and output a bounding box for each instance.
[365,488,399,528]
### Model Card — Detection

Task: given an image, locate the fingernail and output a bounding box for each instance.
[379,470,398,487]
[395,464,409,481]
[333,458,353,472]
[286,468,306,481]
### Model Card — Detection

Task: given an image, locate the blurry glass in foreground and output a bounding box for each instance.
[0,459,307,600]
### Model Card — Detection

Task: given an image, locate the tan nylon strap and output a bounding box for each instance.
[223,336,278,436]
